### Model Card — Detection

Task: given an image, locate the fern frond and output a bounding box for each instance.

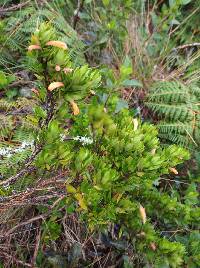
[0,115,13,139]
[146,80,200,150]
[146,102,194,122]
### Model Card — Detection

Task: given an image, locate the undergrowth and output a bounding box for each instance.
[0,1,199,268]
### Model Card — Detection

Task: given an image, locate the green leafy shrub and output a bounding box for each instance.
[0,23,199,268]
[64,98,200,267]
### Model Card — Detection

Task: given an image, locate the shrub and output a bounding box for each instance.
[0,23,199,268]
[65,98,199,267]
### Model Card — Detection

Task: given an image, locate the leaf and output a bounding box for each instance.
[123,255,134,268]
[31,88,39,96]
[93,185,102,190]
[6,88,18,99]
[63,67,73,74]
[123,55,132,68]
[48,82,64,91]
[95,35,108,45]
[133,118,139,131]
[6,74,15,84]
[139,205,146,224]
[169,0,174,7]
[122,79,143,88]
[169,167,178,175]
[171,19,180,25]
[31,34,40,45]
[70,100,80,115]
[90,90,96,95]
[102,0,110,6]
[55,65,61,72]
[0,71,8,89]
[75,193,87,210]
[46,41,67,50]
[68,242,82,265]
[150,242,157,251]
[66,184,77,194]
[181,0,192,4]
[115,99,128,113]
[34,106,47,119]
[28,45,41,51]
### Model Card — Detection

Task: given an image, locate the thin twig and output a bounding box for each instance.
[0,1,30,15]
[73,0,85,29]
[0,195,65,237]
[31,229,41,267]
[0,251,32,267]
[159,177,190,185]
[7,80,34,88]
[173,43,200,51]
[3,214,45,237]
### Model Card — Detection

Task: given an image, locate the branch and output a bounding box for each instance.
[0,195,65,238]
[0,1,30,15]
[173,43,200,51]
[73,0,85,29]
[3,214,45,237]
[7,80,34,88]
[0,252,32,268]
[31,229,41,267]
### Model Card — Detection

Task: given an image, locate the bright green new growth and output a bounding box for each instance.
[0,22,101,177]
[146,81,200,150]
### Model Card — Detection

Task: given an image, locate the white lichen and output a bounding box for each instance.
[73,136,93,145]
[60,134,93,145]
[0,140,34,158]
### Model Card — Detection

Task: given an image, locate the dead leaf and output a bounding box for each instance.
[31,88,39,95]
[70,100,80,115]
[133,118,138,131]
[48,82,64,91]
[55,65,61,72]
[136,232,146,237]
[150,242,156,251]
[63,67,73,74]
[139,205,146,224]
[151,148,156,155]
[46,41,67,50]
[28,45,41,51]
[169,167,178,175]
[90,90,96,95]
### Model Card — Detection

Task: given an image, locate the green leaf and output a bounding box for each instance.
[0,71,8,89]
[121,79,143,88]
[123,55,132,68]
[102,0,110,6]
[181,0,192,4]
[34,106,47,119]
[6,88,18,99]
[115,99,128,113]
[7,74,16,84]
